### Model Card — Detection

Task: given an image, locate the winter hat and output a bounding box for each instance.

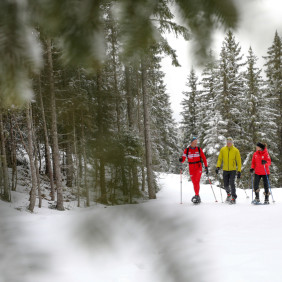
[226,137,233,143]
[256,142,265,150]
[191,137,197,142]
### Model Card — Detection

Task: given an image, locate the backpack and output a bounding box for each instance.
[186,146,202,165]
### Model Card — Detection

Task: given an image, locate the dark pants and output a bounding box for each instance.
[223,170,237,198]
[254,174,269,199]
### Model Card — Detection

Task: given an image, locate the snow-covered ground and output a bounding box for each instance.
[1,173,282,282]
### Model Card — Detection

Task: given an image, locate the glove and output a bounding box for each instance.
[179,157,183,163]
[250,168,254,173]
[262,160,267,165]
[237,171,241,179]
[215,167,219,175]
[205,167,209,175]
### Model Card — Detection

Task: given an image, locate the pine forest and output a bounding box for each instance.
[0,0,281,212]
[181,30,282,188]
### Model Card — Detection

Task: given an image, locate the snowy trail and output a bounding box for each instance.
[1,173,282,282]
[159,174,282,282]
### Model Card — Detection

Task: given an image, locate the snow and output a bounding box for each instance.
[1,173,282,282]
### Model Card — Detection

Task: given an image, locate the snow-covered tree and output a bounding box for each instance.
[241,47,265,183]
[217,31,246,148]
[181,68,200,147]
[0,0,243,205]
[263,31,282,186]
[149,56,179,173]
[200,51,224,177]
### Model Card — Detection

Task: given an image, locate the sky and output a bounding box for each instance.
[161,0,282,123]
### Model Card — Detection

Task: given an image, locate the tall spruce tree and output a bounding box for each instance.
[149,54,178,173]
[241,47,265,182]
[200,51,223,177]
[218,31,246,145]
[263,31,282,186]
[181,68,199,147]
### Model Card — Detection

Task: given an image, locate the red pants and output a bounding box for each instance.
[189,163,202,195]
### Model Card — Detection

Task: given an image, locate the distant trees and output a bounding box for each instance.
[263,31,282,186]
[181,68,199,144]
[181,31,282,186]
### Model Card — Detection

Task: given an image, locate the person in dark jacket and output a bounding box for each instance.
[250,142,271,204]
[179,137,208,204]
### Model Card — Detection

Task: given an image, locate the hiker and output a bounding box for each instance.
[250,142,271,204]
[215,137,241,204]
[179,137,208,204]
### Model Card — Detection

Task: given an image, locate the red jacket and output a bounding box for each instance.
[181,146,208,167]
[251,148,271,175]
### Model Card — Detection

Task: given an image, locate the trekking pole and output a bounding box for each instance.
[251,173,254,202]
[217,174,223,203]
[238,180,249,199]
[263,164,275,203]
[180,167,183,204]
[207,174,218,202]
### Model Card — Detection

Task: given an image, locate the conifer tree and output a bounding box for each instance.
[200,52,223,177]
[149,54,178,172]
[241,47,265,182]
[244,47,264,145]
[0,0,242,207]
[263,31,282,186]
[181,68,199,147]
[218,31,246,145]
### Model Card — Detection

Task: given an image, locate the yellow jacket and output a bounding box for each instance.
[216,145,242,172]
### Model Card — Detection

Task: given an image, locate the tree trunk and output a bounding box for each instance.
[125,66,139,195]
[110,18,121,133]
[125,66,134,129]
[66,140,73,188]
[37,142,42,174]
[72,114,80,206]
[121,164,128,197]
[9,113,17,191]
[0,112,9,201]
[81,123,89,207]
[94,159,99,202]
[96,70,107,204]
[141,164,145,192]
[141,56,156,199]
[136,67,145,193]
[47,38,64,210]
[132,165,139,195]
[99,158,107,203]
[78,151,82,208]
[38,73,55,201]
[31,105,42,208]
[26,103,37,212]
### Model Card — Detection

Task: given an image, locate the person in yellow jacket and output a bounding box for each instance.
[215,137,242,204]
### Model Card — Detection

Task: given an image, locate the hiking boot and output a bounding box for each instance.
[191,195,201,204]
[229,198,236,204]
[225,194,232,203]
[264,192,270,204]
[252,198,260,204]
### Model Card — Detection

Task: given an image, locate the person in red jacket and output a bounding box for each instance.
[250,142,271,204]
[179,137,208,204]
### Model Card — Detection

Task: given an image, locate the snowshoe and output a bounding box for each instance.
[229,198,236,205]
[191,195,201,204]
[225,194,232,203]
[252,198,262,205]
[264,200,270,205]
